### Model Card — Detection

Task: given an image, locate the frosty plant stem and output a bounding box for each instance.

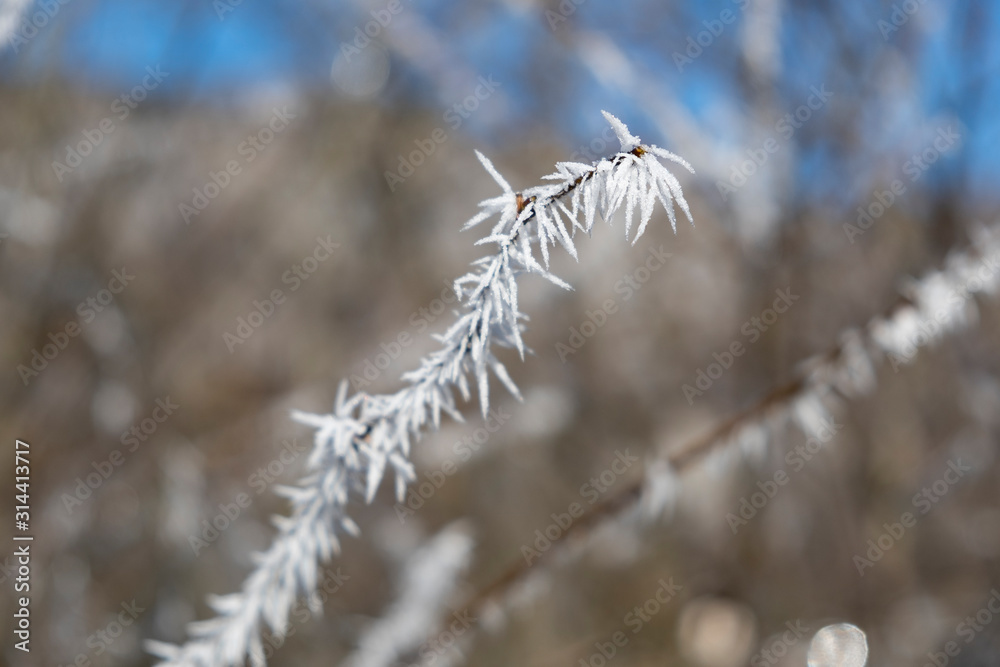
[416,223,1000,662]
[147,111,694,667]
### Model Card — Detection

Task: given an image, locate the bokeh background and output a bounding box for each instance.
[2,0,1000,665]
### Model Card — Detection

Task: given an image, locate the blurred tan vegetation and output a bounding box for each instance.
[2,49,1000,667]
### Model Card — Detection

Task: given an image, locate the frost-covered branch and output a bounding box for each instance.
[419,222,1000,658]
[146,111,694,667]
[342,522,474,667]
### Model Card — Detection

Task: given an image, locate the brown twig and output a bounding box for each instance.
[422,284,929,650]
